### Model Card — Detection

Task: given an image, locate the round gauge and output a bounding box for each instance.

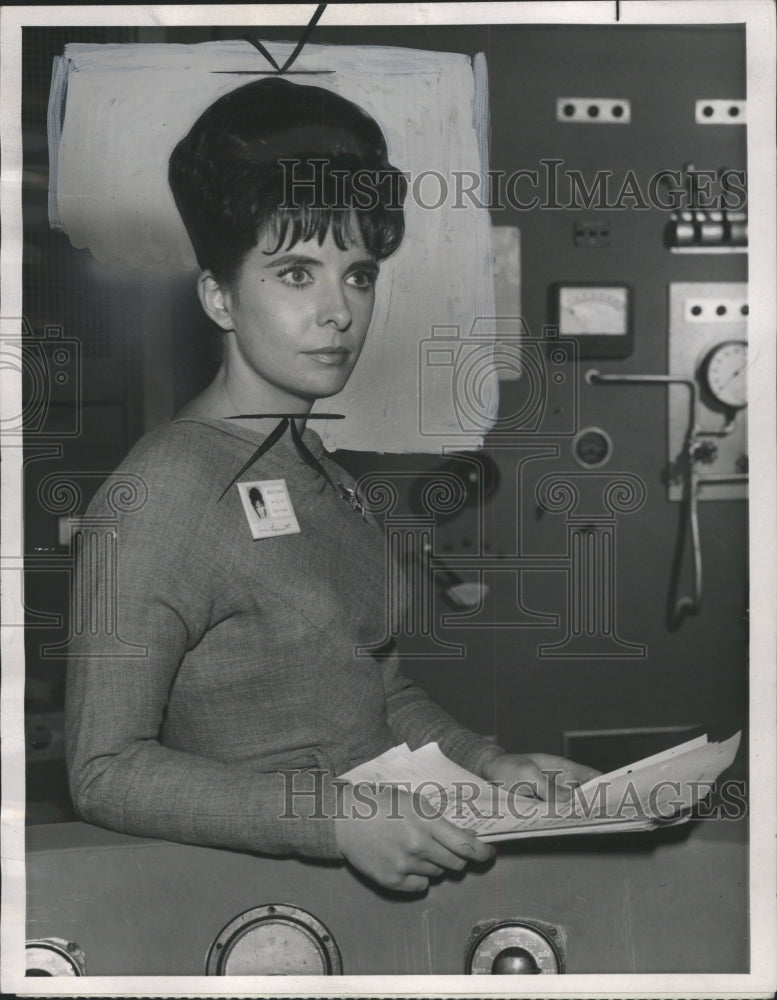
[700,340,748,410]
[206,904,342,975]
[573,427,613,468]
[26,939,85,976]
[466,920,563,975]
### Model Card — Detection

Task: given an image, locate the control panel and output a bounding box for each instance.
[668,282,748,501]
[21,820,746,977]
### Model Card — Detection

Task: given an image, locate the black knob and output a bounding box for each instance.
[491,946,541,974]
[691,441,718,465]
[28,724,52,750]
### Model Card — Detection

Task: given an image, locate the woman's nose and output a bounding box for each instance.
[316,280,352,331]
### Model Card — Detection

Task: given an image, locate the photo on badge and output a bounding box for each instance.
[236,479,301,539]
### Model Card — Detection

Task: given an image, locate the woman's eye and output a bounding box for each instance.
[278,266,313,288]
[346,268,378,291]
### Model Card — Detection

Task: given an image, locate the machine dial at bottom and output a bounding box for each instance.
[466,919,563,974]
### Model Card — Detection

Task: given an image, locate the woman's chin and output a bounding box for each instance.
[302,374,353,401]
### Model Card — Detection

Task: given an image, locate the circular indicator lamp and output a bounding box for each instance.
[466,920,563,975]
[206,904,342,976]
[573,427,613,468]
[699,340,748,410]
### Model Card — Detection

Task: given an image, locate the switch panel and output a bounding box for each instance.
[684,296,749,323]
[574,220,611,247]
[556,98,631,123]
[695,100,746,124]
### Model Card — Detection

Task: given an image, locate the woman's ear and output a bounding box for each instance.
[197,271,235,332]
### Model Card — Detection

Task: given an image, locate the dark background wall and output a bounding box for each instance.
[22,22,747,819]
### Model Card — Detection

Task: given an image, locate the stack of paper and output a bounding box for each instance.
[339,732,741,843]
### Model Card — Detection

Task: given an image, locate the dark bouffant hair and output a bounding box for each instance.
[169,78,406,284]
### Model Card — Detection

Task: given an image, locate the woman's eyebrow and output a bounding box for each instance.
[265,254,378,271]
[264,254,322,269]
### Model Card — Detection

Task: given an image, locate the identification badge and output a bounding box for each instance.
[237,479,301,539]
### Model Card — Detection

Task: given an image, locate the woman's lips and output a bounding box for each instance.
[304,349,350,366]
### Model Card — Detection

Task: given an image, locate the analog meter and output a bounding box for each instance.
[552,283,633,358]
[699,339,748,411]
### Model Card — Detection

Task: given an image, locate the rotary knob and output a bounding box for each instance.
[465,919,564,975]
[491,946,542,974]
[690,440,718,464]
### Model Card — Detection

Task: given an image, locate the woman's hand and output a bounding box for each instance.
[479,749,601,802]
[334,783,495,893]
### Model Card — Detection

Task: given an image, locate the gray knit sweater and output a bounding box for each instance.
[65,416,496,859]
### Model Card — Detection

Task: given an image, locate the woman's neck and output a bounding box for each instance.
[178,369,313,437]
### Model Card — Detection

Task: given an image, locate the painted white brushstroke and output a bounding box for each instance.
[49,40,498,453]
[492,225,522,381]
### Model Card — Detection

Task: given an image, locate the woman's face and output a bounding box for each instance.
[214,224,379,411]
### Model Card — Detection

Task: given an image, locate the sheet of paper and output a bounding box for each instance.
[339,733,741,839]
[572,732,741,818]
[576,733,710,790]
[480,814,691,843]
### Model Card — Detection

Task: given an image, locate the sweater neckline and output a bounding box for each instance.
[171,413,328,462]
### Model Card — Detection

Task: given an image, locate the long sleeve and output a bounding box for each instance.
[66,417,501,858]
[378,651,502,775]
[65,437,342,860]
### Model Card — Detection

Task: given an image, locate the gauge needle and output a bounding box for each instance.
[719,368,743,389]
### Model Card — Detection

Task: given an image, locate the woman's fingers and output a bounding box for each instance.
[487,752,602,802]
[527,753,602,796]
[395,874,430,893]
[334,784,495,893]
[427,816,496,865]
[404,858,445,877]
[410,837,468,872]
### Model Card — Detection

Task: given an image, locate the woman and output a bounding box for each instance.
[249,487,267,520]
[66,77,597,893]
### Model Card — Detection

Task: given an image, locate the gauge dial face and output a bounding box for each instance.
[558,286,629,335]
[26,940,85,976]
[207,905,341,975]
[467,922,562,974]
[702,340,748,409]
